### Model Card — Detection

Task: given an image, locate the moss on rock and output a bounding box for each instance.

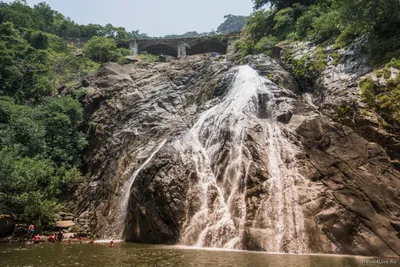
[360,59,400,126]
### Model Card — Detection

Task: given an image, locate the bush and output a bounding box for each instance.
[368,35,400,66]
[254,35,278,54]
[295,5,321,39]
[360,77,376,106]
[246,10,275,41]
[84,36,129,63]
[0,147,72,228]
[137,51,159,63]
[49,52,100,87]
[334,25,362,48]
[307,10,341,43]
[360,65,400,126]
[313,47,327,72]
[273,7,295,38]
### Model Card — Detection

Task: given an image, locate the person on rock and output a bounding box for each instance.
[33,234,41,244]
[109,239,114,247]
[88,239,95,244]
[57,231,64,242]
[48,234,55,243]
[28,224,35,238]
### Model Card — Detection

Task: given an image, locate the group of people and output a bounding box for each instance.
[47,231,64,243]
[28,223,115,247]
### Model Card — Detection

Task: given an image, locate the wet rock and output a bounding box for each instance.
[277,110,293,123]
[214,69,238,98]
[73,55,231,239]
[72,51,400,257]
[271,46,283,59]
[0,215,14,238]
[13,224,27,237]
[243,54,299,94]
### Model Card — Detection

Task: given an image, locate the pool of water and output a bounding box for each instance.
[0,242,398,267]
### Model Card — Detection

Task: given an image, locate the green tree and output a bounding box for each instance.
[217,15,248,33]
[40,96,87,167]
[0,146,81,228]
[84,36,129,63]
[24,29,49,50]
[0,1,44,30]
[34,2,55,32]
[80,23,105,38]
[131,30,152,40]
[0,22,54,102]
[253,0,314,9]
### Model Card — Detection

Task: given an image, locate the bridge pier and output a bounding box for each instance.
[130,42,138,56]
[177,42,190,58]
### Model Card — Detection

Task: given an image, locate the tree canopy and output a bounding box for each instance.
[217,15,248,33]
[237,0,400,65]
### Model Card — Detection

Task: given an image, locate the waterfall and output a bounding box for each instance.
[178,65,308,253]
[117,139,167,239]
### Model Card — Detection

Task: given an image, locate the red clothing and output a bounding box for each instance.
[33,235,40,241]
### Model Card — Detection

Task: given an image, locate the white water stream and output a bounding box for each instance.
[117,139,167,238]
[177,65,308,253]
[119,65,308,253]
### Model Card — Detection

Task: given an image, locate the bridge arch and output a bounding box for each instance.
[187,41,227,55]
[140,43,178,57]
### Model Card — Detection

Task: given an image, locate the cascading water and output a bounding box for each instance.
[116,139,167,238]
[177,65,308,253]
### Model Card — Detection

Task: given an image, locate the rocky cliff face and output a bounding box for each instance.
[73,50,400,257]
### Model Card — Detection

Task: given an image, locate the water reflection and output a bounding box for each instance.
[0,243,397,267]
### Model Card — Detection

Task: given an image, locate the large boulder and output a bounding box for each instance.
[0,215,15,238]
[56,220,75,229]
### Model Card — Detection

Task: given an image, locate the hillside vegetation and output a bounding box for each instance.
[237,0,400,65]
[0,0,145,229]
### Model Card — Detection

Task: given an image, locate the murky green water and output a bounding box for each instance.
[0,242,399,267]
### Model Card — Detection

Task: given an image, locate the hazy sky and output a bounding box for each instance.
[11,0,254,36]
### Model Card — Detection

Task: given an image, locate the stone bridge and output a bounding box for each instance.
[129,33,239,57]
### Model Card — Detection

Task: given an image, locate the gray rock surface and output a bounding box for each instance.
[293,115,400,257]
[72,52,400,257]
[74,55,232,238]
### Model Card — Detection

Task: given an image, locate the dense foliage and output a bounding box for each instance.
[0,0,146,229]
[360,59,400,126]
[0,1,150,41]
[238,0,400,65]
[83,36,129,63]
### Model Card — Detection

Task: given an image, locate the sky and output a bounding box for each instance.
[10,0,254,37]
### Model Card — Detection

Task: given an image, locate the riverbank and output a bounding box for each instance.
[0,232,84,244]
[2,242,396,267]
